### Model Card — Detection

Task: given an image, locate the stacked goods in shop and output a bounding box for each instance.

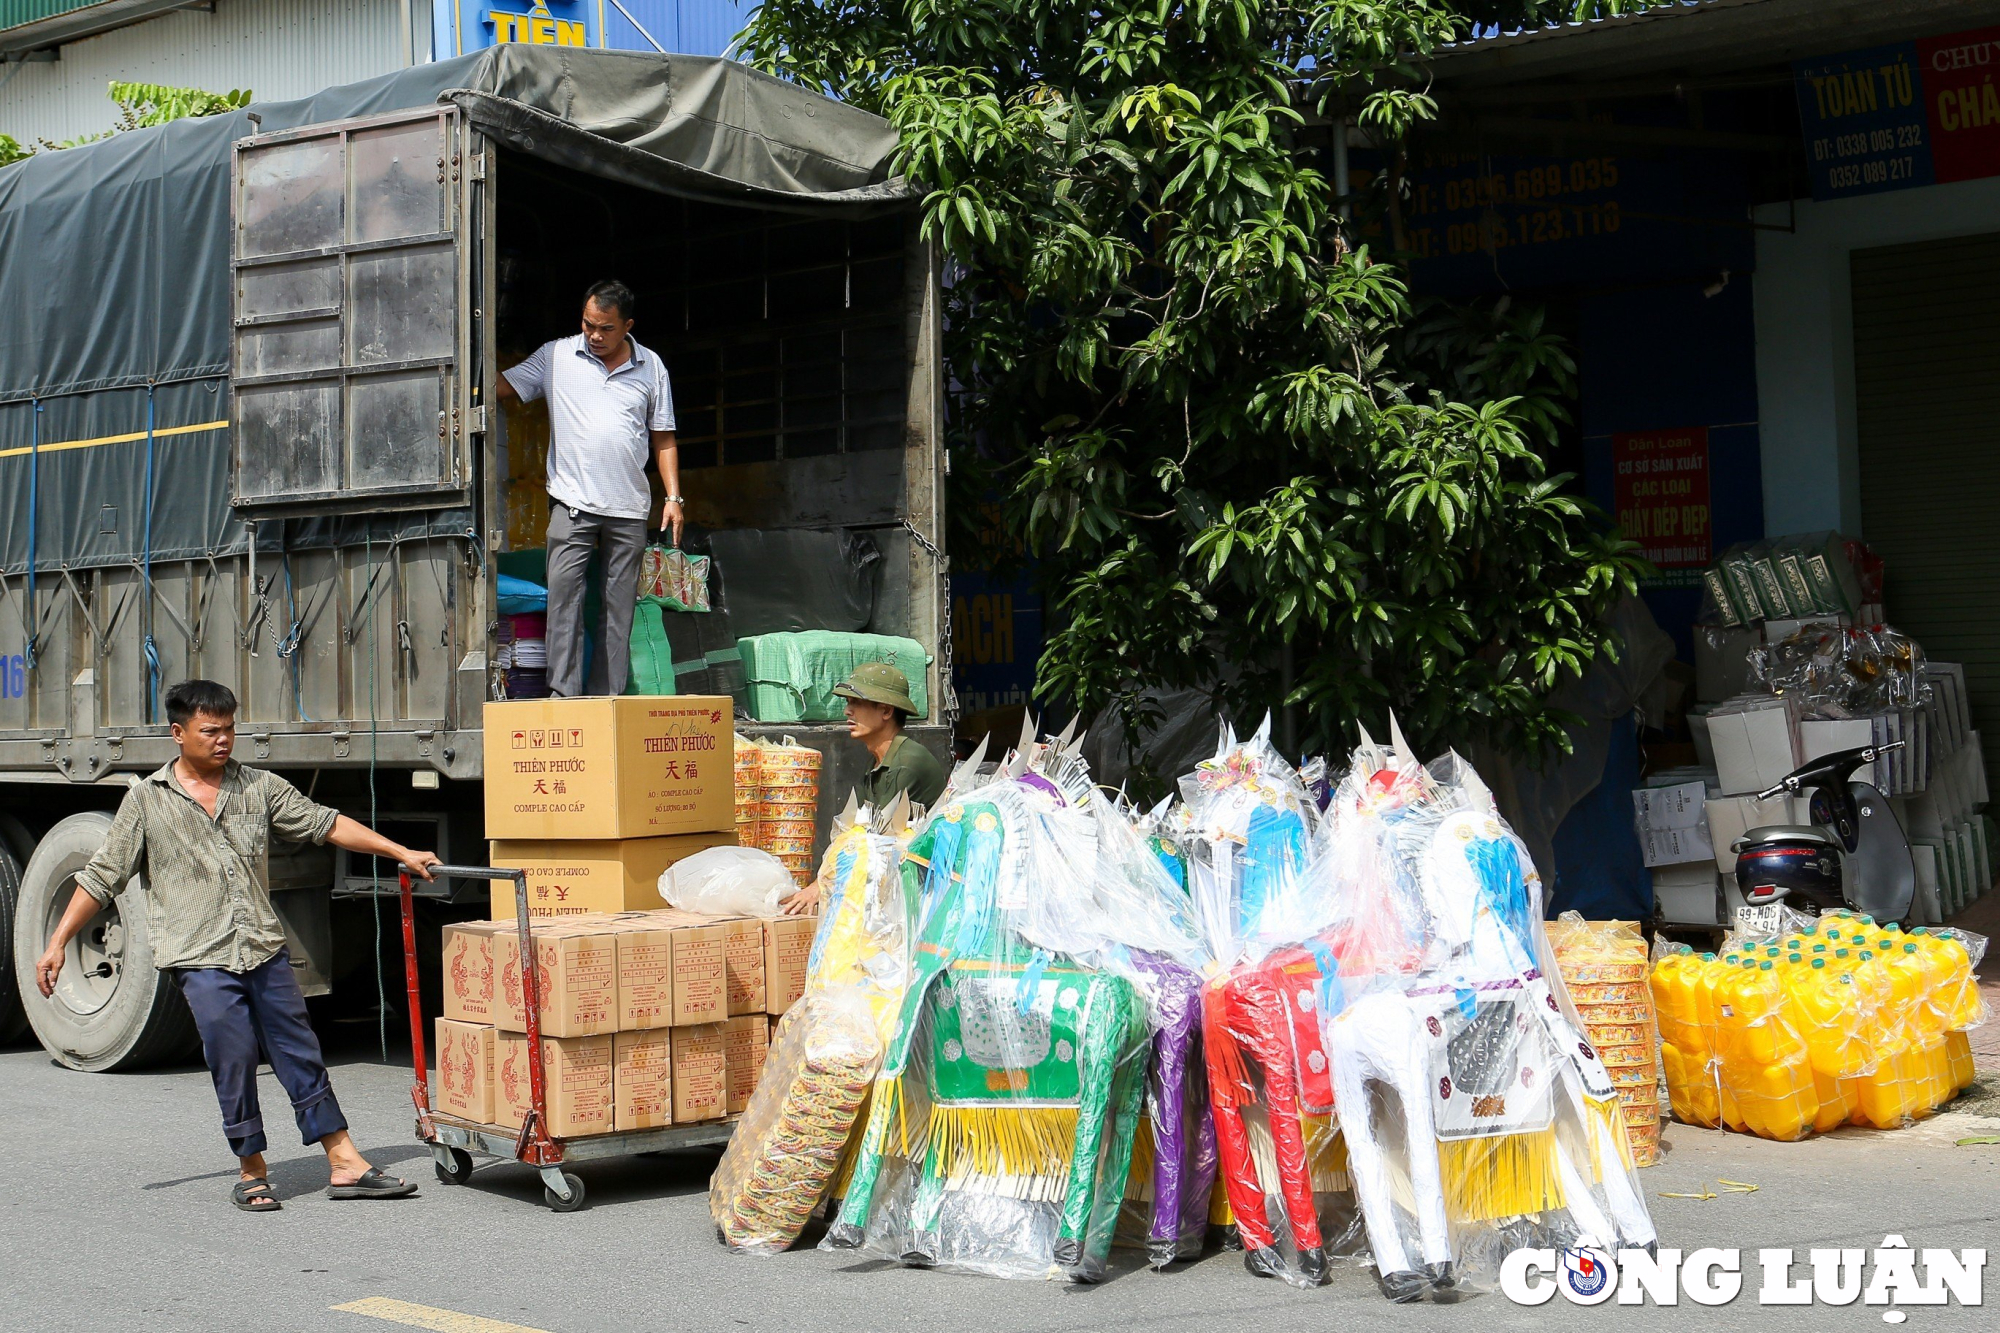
[1547,917,1663,1167]
[1651,912,1987,1139]
[733,737,763,852]
[755,737,822,885]
[1702,532,1882,628]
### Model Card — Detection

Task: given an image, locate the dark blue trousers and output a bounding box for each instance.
[175,947,348,1159]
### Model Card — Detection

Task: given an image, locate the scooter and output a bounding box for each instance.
[1731,741,1915,923]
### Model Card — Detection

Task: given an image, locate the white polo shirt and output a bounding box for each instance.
[502,333,676,521]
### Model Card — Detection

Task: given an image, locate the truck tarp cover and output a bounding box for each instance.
[0,47,904,575]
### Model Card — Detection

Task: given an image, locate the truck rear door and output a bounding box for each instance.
[230,107,475,510]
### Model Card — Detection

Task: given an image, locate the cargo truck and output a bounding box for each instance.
[0,48,949,1070]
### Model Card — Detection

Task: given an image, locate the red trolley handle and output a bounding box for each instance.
[400,865,541,1158]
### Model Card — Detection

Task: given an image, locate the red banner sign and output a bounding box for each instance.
[1919,26,2000,183]
[1612,427,1711,570]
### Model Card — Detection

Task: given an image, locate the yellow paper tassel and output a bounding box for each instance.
[1302,1114,1351,1193]
[1438,1129,1563,1222]
[927,1104,1079,1188]
[1209,1176,1235,1226]
[1125,1117,1156,1198]
[1588,1097,1635,1175]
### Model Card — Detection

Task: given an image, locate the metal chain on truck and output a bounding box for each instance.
[899,517,957,734]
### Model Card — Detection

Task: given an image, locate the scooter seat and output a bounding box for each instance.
[1733,824,1837,851]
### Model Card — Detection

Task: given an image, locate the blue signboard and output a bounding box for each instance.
[437,0,603,58]
[1793,42,1935,200]
[435,0,744,58]
[1384,147,1753,298]
[951,568,1045,716]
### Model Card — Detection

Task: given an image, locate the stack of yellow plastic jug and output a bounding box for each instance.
[1652,912,1988,1140]
[1650,951,1721,1129]
[1716,957,1817,1140]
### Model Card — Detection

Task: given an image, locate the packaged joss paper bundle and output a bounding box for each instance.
[711,802,910,1252]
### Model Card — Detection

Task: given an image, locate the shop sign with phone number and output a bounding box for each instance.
[1795,26,2000,200]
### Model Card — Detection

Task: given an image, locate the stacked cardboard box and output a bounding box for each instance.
[436,908,819,1136]
[484,695,738,919]
[428,697,813,1137]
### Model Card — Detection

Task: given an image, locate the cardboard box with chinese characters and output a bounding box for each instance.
[440,921,508,1023]
[763,914,816,1016]
[495,1031,613,1137]
[718,916,766,1015]
[614,1029,673,1132]
[489,833,738,920]
[670,1023,727,1123]
[483,697,734,840]
[433,1019,496,1124]
[495,921,618,1038]
[722,1014,770,1114]
[608,911,726,1027]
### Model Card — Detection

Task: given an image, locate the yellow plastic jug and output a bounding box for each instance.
[1723,961,1817,1140]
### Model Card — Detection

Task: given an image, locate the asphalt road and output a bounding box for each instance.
[1,1032,1995,1333]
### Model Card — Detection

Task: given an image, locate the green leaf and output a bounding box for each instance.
[733,0,1637,792]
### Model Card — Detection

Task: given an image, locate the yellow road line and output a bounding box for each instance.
[331,1297,553,1333]
[0,418,230,461]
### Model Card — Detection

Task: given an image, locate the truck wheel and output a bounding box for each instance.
[0,840,25,1042]
[13,812,200,1071]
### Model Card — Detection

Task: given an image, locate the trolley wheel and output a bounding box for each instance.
[434,1148,475,1186]
[544,1172,586,1212]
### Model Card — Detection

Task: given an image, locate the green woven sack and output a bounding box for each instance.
[736,631,931,722]
[625,597,677,696]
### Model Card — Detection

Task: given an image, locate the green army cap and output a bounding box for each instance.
[833,661,917,713]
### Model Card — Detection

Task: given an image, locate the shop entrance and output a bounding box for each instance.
[1852,230,2000,792]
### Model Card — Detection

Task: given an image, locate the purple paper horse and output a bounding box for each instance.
[1130,951,1216,1266]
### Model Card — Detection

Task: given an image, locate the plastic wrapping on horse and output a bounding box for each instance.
[710,808,911,1252]
[1182,716,1325,970]
[1309,739,1658,1302]
[1101,795,1218,1265]
[1000,783,1220,1269]
[824,744,1161,1281]
[1182,717,1365,1286]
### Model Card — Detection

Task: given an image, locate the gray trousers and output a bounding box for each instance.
[546,502,646,698]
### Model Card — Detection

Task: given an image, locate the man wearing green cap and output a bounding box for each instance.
[782,661,946,916]
[835,661,947,809]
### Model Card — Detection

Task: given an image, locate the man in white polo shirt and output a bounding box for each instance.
[496,280,684,697]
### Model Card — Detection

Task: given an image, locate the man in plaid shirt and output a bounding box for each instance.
[35,679,441,1213]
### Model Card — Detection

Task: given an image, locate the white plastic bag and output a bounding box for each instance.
[659,846,793,916]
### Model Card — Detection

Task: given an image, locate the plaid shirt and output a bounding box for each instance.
[75,760,340,972]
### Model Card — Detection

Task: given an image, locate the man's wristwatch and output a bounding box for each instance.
[663,494,685,505]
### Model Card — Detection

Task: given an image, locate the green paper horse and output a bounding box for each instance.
[826,795,1152,1281]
